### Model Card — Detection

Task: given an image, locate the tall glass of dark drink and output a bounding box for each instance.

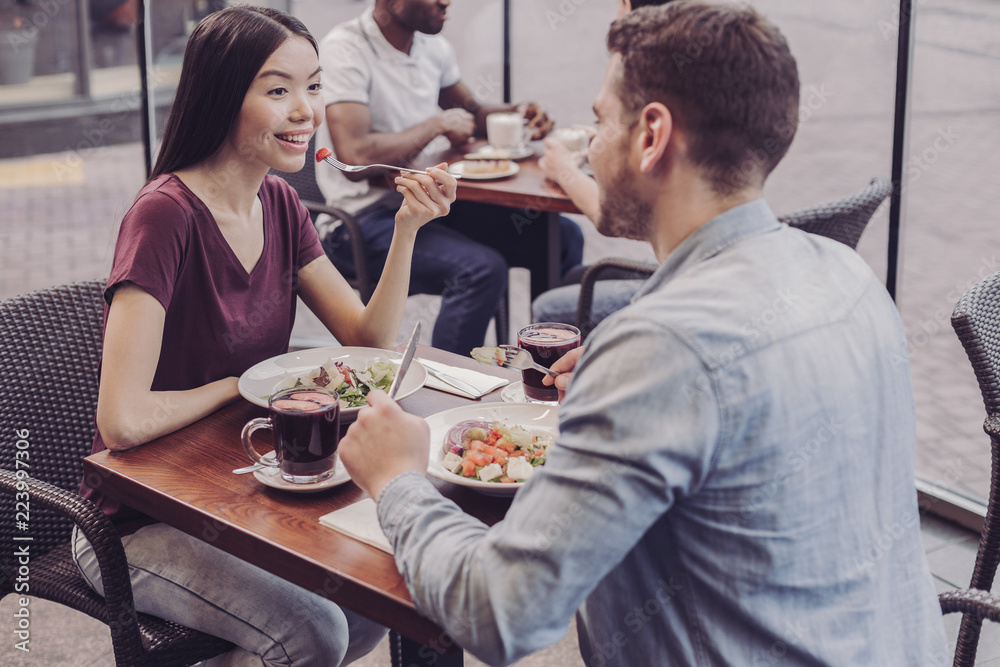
[241,387,341,484]
[516,322,581,403]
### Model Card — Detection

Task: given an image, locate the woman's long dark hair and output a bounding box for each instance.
[149,6,317,180]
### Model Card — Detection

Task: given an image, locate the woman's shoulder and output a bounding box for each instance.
[119,175,199,241]
[260,173,303,211]
[130,175,198,216]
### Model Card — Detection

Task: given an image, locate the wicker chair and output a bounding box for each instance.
[940,273,1000,666]
[270,138,509,344]
[573,176,893,338]
[0,280,233,666]
[270,140,375,304]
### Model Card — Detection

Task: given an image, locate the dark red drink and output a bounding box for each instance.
[271,390,341,482]
[517,323,581,402]
[243,387,341,484]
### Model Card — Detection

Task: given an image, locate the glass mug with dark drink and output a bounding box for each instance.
[241,387,341,484]
[517,322,581,403]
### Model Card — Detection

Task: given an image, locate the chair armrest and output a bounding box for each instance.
[301,200,375,304]
[940,588,1000,624]
[0,469,145,658]
[575,258,656,337]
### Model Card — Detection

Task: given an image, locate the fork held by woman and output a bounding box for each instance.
[315,147,430,176]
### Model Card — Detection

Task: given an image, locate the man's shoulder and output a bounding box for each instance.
[319,16,367,56]
[412,31,458,75]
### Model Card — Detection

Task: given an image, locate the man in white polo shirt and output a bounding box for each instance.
[316,0,584,354]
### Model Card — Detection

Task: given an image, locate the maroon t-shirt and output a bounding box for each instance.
[81,174,325,533]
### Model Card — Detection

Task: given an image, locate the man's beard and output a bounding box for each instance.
[595,169,652,241]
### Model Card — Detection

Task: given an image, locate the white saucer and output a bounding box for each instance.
[500,381,558,405]
[470,144,534,161]
[447,161,519,181]
[253,462,352,493]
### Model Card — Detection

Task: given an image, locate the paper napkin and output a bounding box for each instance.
[318,498,393,554]
[417,358,509,399]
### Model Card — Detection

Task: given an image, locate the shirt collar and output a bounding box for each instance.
[632,199,781,302]
[359,7,426,65]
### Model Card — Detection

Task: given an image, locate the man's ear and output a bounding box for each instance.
[637,102,672,174]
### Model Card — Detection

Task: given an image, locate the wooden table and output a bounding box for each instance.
[416,140,581,293]
[82,346,520,664]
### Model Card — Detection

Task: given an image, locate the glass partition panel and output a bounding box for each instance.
[898,0,999,506]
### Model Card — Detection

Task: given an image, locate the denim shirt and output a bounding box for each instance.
[378,200,948,666]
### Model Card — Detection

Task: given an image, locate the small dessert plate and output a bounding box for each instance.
[447,161,520,181]
[471,144,534,161]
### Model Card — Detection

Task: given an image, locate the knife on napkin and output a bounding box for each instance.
[417,357,509,398]
[387,321,420,400]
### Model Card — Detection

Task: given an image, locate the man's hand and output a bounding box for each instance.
[439,108,475,147]
[339,390,431,501]
[520,102,555,140]
[539,138,584,188]
[541,346,584,403]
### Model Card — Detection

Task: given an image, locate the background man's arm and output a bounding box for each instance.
[325,102,471,181]
[439,82,555,139]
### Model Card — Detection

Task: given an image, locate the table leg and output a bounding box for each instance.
[547,211,561,292]
[390,631,465,667]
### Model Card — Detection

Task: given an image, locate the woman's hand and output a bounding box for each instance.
[394,163,458,234]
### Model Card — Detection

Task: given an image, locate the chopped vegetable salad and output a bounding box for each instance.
[441,420,553,483]
[273,358,396,408]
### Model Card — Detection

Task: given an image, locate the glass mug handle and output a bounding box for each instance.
[241,417,279,468]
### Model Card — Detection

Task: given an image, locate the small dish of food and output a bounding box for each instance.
[425,403,558,496]
[447,158,520,180]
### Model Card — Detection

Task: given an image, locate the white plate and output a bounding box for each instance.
[447,161,520,181]
[425,402,558,496]
[468,144,535,161]
[253,461,352,493]
[238,346,427,422]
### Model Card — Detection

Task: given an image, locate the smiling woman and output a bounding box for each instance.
[69,5,457,666]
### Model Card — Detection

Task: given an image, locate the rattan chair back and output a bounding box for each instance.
[0,280,232,665]
[780,176,892,249]
[574,176,893,338]
[0,279,105,556]
[942,272,1000,666]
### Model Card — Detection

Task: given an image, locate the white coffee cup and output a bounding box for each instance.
[550,127,590,152]
[486,112,530,150]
